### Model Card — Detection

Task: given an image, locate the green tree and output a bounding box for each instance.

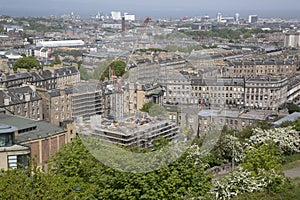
[50,136,213,199]
[100,60,126,81]
[0,165,96,199]
[13,56,41,71]
[242,142,282,175]
[140,102,155,113]
[52,55,62,65]
[286,103,300,114]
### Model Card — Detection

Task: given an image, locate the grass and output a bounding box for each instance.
[282,153,300,170]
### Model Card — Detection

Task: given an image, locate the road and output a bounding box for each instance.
[284,166,300,179]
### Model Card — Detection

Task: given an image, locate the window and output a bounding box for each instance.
[8,155,17,169]
[0,133,13,147]
[8,155,29,169]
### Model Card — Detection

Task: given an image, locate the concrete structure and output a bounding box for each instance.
[284,32,300,47]
[0,123,30,170]
[0,114,73,167]
[124,13,135,21]
[111,11,122,20]
[248,15,258,23]
[85,115,179,148]
[102,23,122,29]
[72,82,103,121]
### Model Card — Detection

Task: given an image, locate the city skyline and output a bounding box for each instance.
[0,0,300,19]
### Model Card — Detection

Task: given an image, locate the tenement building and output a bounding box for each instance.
[191,77,245,108]
[0,85,43,120]
[226,60,298,77]
[37,87,73,126]
[53,66,80,88]
[244,76,288,110]
[159,73,192,105]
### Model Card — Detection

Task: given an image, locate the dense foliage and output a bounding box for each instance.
[1,118,300,199]
[100,60,126,81]
[286,103,300,114]
[13,56,41,71]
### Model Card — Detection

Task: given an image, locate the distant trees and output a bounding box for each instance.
[13,56,41,71]
[100,60,126,81]
[140,102,155,113]
[286,103,300,114]
[50,55,62,66]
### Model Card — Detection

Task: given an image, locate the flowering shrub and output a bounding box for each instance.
[211,167,287,199]
[248,127,300,154]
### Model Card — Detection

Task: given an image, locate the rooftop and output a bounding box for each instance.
[198,109,267,121]
[273,112,300,126]
[0,114,65,143]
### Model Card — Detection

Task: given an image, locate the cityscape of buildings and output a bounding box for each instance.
[0,9,300,172]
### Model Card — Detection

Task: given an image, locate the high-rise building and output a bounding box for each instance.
[124,12,135,21]
[248,15,258,23]
[235,13,240,22]
[111,11,122,20]
[284,31,300,47]
[217,13,222,23]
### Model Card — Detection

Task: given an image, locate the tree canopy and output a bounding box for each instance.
[13,56,41,71]
[100,60,126,81]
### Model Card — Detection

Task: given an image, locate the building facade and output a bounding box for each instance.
[244,76,288,110]
[0,85,43,120]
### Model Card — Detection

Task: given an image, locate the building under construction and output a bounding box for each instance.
[88,114,179,148]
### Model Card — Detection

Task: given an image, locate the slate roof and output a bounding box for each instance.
[0,114,65,143]
[0,86,41,106]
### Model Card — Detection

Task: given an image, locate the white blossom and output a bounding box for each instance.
[248,127,300,154]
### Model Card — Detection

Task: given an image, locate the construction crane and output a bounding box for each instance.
[128,17,151,67]
[137,17,151,42]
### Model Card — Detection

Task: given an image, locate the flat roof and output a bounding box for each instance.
[0,114,65,143]
[198,109,266,121]
[273,112,300,126]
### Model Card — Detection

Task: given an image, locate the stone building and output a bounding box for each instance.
[226,60,299,77]
[53,66,80,88]
[37,87,73,126]
[244,76,288,110]
[198,109,267,133]
[29,70,57,90]
[191,77,245,108]
[159,73,192,105]
[0,85,43,120]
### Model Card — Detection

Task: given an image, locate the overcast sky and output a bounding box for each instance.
[1,0,300,19]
